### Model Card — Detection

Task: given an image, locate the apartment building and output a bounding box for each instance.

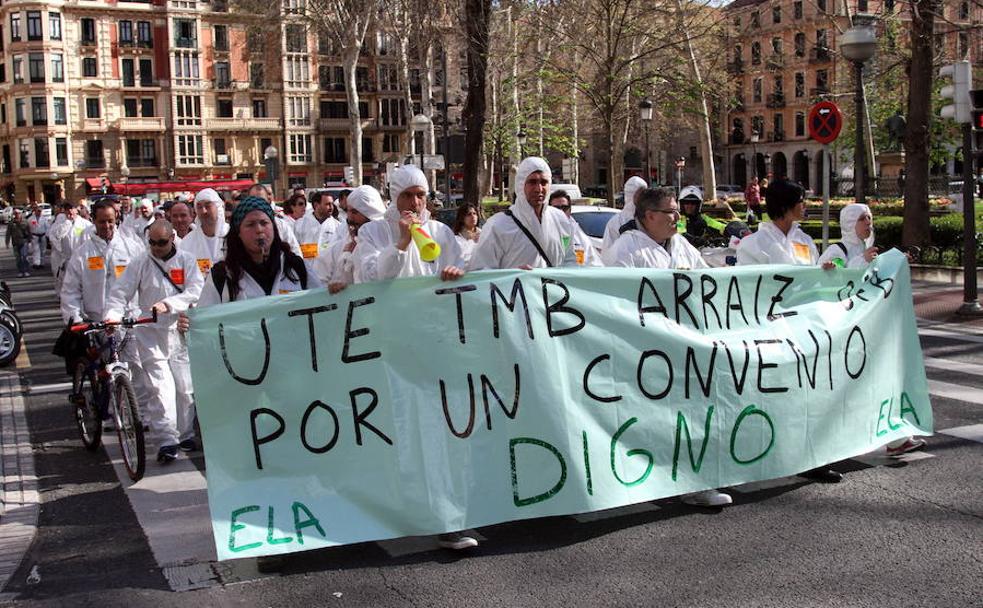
[722,0,981,193]
[0,0,464,203]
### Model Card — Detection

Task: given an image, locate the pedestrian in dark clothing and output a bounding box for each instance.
[5,209,32,276]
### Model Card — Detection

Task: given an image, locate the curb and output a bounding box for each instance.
[0,369,39,593]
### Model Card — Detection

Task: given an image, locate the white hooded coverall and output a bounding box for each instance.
[607,230,708,270]
[601,175,648,260]
[735,221,819,267]
[817,203,873,268]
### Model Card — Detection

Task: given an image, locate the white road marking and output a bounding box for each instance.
[923,357,983,378]
[939,424,983,443]
[928,380,983,405]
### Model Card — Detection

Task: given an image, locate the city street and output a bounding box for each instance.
[0,241,981,608]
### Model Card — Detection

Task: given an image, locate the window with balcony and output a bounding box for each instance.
[320,100,346,119]
[214,25,229,52]
[177,134,204,164]
[959,32,969,58]
[772,5,781,23]
[284,0,307,15]
[174,19,197,48]
[383,133,400,153]
[750,11,759,28]
[86,140,104,168]
[217,98,234,118]
[215,61,231,88]
[773,113,784,138]
[753,78,762,103]
[29,54,45,83]
[49,13,61,40]
[286,24,306,53]
[54,97,66,124]
[12,56,23,84]
[816,69,828,92]
[289,134,312,163]
[794,33,806,57]
[51,54,63,82]
[141,98,154,117]
[27,12,42,41]
[86,98,100,119]
[31,97,46,126]
[82,57,98,78]
[288,96,310,126]
[19,141,30,169]
[15,99,26,127]
[318,33,336,56]
[751,115,764,138]
[34,138,49,168]
[176,95,202,126]
[323,137,345,163]
[378,31,396,56]
[0,65,5,84]
[122,59,135,86]
[356,66,371,91]
[252,98,267,118]
[0,103,5,125]
[1,145,10,174]
[174,51,200,84]
[137,21,152,47]
[10,14,21,42]
[319,65,344,91]
[250,63,265,88]
[771,37,782,55]
[81,18,95,45]
[817,0,827,13]
[124,98,138,117]
[138,58,153,86]
[795,72,805,97]
[751,42,761,65]
[56,138,67,166]
[793,1,802,19]
[816,29,828,50]
[213,138,229,164]
[795,112,805,137]
[119,20,134,46]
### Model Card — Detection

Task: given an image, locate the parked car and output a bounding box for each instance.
[715,184,745,200]
[39,203,52,219]
[550,183,586,202]
[570,205,618,252]
[0,206,15,224]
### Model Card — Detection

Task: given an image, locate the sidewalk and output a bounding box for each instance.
[913,286,983,328]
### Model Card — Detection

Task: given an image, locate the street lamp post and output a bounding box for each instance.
[764,153,772,179]
[639,98,653,183]
[840,18,877,203]
[410,114,432,173]
[517,130,528,159]
[263,145,279,196]
[675,156,686,193]
[750,133,760,179]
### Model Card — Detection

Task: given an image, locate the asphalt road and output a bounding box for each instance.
[0,240,980,608]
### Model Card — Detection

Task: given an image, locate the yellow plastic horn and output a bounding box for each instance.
[411,224,441,262]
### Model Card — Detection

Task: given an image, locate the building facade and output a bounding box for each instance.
[0,0,464,203]
[722,0,981,194]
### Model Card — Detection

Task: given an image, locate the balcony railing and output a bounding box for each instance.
[766,53,784,70]
[209,117,282,130]
[809,46,831,63]
[125,158,158,168]
[117,117,165,131]
[726,59,745,74]
[810,86,830,97]
[214,78,235,90]
[766,93,786,108]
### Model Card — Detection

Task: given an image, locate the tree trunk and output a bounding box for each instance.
[462,0,491,207]
[396,29,414,160]
[343,46,363,185]
[675,0,716,199]
[606,119,618,206]
[902,0,936,247]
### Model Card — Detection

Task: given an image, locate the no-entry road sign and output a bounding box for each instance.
[808,101,843,145]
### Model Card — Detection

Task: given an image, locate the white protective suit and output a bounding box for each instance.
[60,230,145,324]
[817,203,873,268]
[48,214,68,284]
[27,212,49,266]
[197,250,324,306]
[105,247,204,448]
[469,158,578,270]
[293,211,341,261]
[178,189,229,277]
[606,229,708,270]
[567,216,603,267]
[275,215,303,258]
[121,200,153,243]
[312,185,386,286]
[353,168,462,282]
[735,221,819,267]
[601,176,648,259]
[51,216,94,291]
[455,233,479,270]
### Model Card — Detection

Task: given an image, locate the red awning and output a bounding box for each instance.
[84,178,104,190]
[111,179,256,196]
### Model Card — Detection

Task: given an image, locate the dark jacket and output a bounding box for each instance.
[5,220,30,248]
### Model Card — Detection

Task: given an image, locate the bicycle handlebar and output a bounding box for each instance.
[70,309,158,334]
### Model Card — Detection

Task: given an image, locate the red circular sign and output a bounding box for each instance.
[808,101,842,145]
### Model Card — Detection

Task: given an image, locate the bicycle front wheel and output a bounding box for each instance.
[113,375,145,481]
[72,361,102,451]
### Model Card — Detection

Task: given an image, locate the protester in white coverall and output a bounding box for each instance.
[470,157,579,270]
[244,183,304,257]
[47,205,68,282]
[122,199,154,243]
[178,188,229,277]
[312,185,386,292]
[735,179,846,483]
[104,221,204,464]
[353,165,464,282]
[547,190,602,267]
[195,196,322,306]
[606,187,708,271]
[28,203,49,267]
[603,187,730,507]
[293,190,341,261]
[601,175,648,261]
[817,203,878,269]
[50,202,93,291]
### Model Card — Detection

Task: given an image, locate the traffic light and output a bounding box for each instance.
[940,61,972,123]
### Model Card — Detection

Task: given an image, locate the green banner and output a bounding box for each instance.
[188,249,931,561]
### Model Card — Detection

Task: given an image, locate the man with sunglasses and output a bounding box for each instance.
[548,190,602,267]
[105,220,204,464]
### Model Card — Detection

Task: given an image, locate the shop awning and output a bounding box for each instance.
[84,177,105,191]
[111,178,256,196]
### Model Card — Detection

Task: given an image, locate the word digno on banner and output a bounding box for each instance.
[188,250,932,561]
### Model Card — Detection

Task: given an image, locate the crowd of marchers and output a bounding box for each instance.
[12,156,926,553]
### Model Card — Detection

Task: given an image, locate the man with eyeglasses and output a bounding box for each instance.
[470,157,579,270]
[105,220,204,464]
[605,187,707,271]
[548,190,602,267]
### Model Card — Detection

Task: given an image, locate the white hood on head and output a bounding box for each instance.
[622,176,648,216]
[839,203,873,250]
[347,185,386,221]
[389,165,430,204]
[511,157,552,228]
[192,187,227,235]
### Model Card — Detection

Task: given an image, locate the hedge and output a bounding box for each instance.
[796,214,970,252]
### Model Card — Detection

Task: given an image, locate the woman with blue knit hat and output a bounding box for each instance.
[196,195,322,306]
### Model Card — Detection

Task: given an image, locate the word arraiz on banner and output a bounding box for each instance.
[188,250,931,561]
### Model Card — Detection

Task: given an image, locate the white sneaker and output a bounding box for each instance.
[681,489,733,507]
[437,532,478,550]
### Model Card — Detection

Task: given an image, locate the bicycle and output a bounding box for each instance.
[68,311,157,482]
